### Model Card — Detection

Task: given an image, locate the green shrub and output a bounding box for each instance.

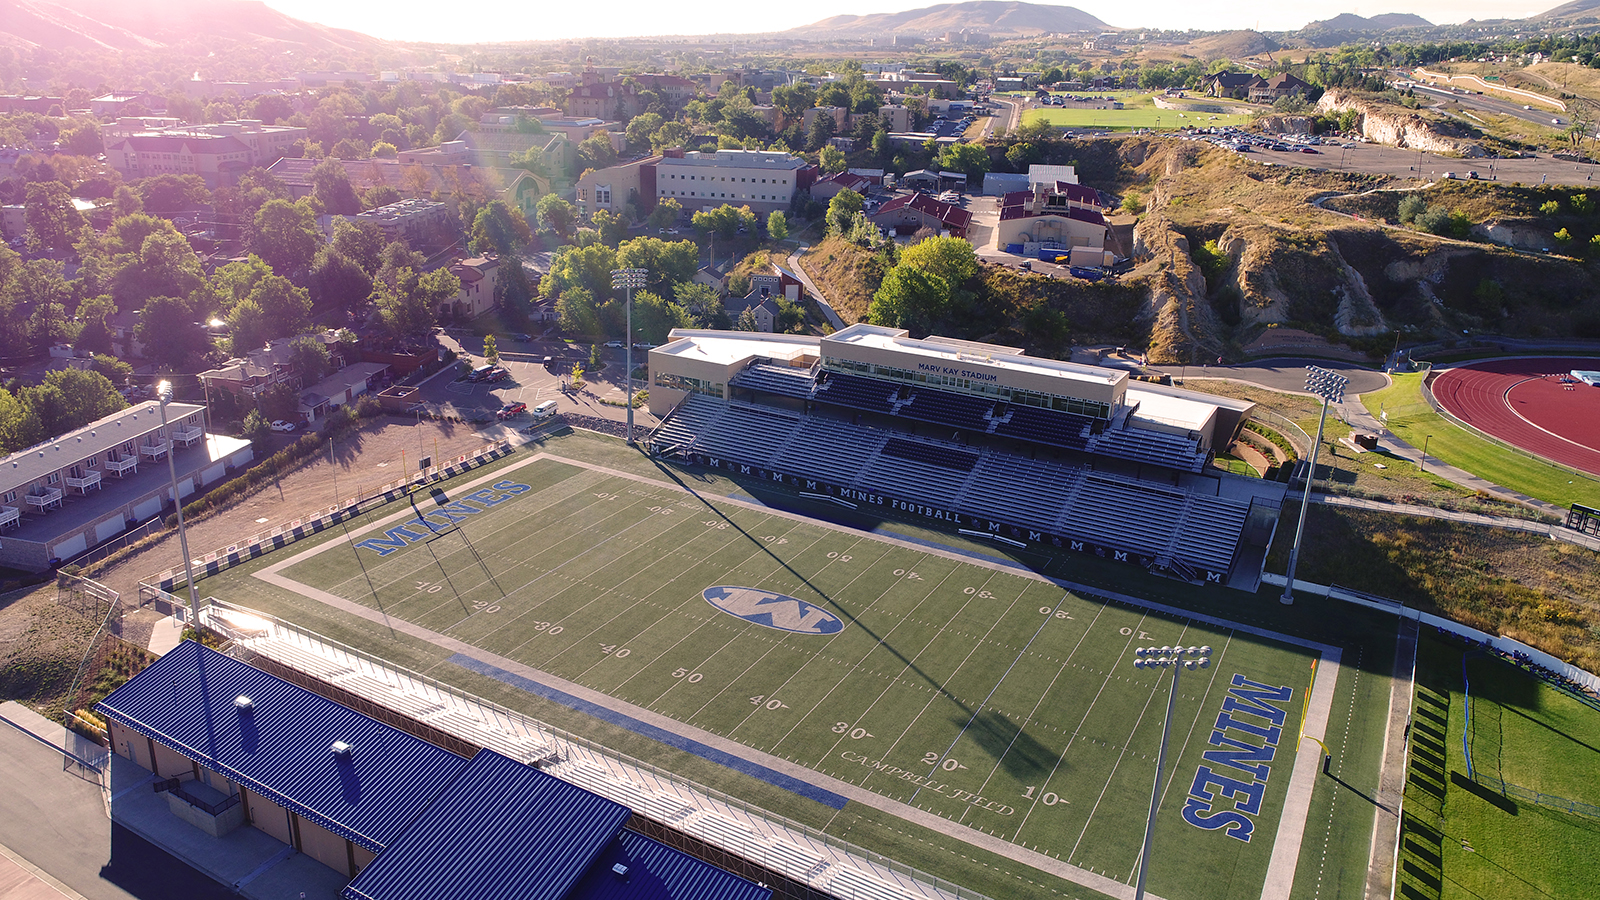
[1397,194,1426,224]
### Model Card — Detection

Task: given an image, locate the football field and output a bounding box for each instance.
[252,453,1338,900]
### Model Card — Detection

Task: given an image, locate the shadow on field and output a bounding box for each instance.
[951,709,1060,777]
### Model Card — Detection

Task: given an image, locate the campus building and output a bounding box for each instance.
[0,402,252,571]
[653,149,812,215]
[102,120,308,187]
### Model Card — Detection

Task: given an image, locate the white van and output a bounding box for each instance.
[531,400,558,420]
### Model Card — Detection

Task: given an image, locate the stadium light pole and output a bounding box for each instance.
[1130,645,1210,900]
[156,381,201,629]
[611,267,648,445]
[1280,366,1348,606]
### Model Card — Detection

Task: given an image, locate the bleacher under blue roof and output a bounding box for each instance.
[567,829,772,900]
[97,641,470,852]
[343,749,635,900]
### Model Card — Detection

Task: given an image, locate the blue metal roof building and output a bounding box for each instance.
[97,640,469,853]
[99,643,772,900]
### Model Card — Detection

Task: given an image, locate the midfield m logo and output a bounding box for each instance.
[702,587,845,635]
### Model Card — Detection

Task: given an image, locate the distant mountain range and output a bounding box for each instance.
[0,0,381,52]
[1530,0,1600,20]
[1304,12,1433,31]
[786,1,1110,38]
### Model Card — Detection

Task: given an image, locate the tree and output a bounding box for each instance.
[936,142,990,178]
[251,199,320,277]
[542,243,618,301]
[807,113,836,152]
[1540,199,1562,217]
[625,112,664,151]
[735,306,760,331]
[89,353,132,385]
[675,281,729,329]
[287,335,331,383]
[310,158,362,215]
[627,291,692,345]
[309,248,373,312]
[1397,194,1426,224]
[616,237,698,296]
[651,121,691,153]
[112,230,206,311]
[1573,193,1596,215]
[537,194,578,239]
[592,209,629,247]
[578,133,619,171]
[36,369,125,436]
[136,295,210,367]
[899,236,978,288]
[112,184,143,217]
[1120,192,1146,215]
[203,254,275,314]
[826,189,864,235]
[331,218,385,274]
[20,259,71,350]
[556,287,602,337]
[867,266,949,335]
[767,211,789,242]
[247,275,313,337]
[691,205,756,242]
[134,174,211,213]
[470,200,534,256]
[374,268,458,340]
[819,145,848,173]
[649,197,683,231]
[227,299,271,355]
[23,181,80,253]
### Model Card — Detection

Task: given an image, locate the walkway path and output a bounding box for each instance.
[787,245,846,330]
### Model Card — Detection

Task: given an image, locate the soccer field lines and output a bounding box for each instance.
[270,456,1328,895]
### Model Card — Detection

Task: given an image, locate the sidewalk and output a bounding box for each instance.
[786,245,846,330]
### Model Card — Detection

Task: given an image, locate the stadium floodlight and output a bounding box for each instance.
[610,267,649,445]
[1129,645,1210,900]
[1280,366,1349,606]
[156,381,201,629]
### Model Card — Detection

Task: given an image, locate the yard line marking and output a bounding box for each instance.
[1066,624,1191,865]
[959,589,1094,817]
[1010,610,1148,842]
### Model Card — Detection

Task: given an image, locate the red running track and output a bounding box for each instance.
[1432,357,1600,476]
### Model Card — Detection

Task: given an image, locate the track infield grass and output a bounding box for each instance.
[1360,373,1600,509]
[254,455,1326,900]
[1022,105,1253,131]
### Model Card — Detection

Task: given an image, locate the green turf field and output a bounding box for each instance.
[1396,631,1600,900]
[266,455,1326,900]
[1361,372,1600,509]
[1022,105,1253,131]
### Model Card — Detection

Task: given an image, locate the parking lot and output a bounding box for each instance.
[415,332,661,431]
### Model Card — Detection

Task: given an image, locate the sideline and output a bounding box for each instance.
[254,451,1341,900]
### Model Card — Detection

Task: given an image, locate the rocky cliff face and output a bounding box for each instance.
[1317,89,1485,157]
[1130,213,1225,363]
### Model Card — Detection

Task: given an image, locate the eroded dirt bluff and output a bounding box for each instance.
[1208,225,1390,336]
[1316,89,1486,157]
[1130,213,1224,364]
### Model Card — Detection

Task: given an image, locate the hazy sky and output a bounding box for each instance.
[264,0,1561,44]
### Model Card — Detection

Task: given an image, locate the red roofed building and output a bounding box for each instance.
[996,182,1111,266]
[810,171,872,201]
[867,193,972,239]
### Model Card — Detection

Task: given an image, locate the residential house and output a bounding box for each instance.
[725,288,780,332]
[199,331,349,408]
[1205,72,1261,100]
[693,264,728,297]
[444,257,500,320]
[867,192,972,238]
[0,401,253,572]
[995,182,1111,266]
[297,362,389,423]
[1248,74,1311,105]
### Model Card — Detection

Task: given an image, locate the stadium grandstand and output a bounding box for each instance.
[647,325,1288,590]
[98,640,774,900]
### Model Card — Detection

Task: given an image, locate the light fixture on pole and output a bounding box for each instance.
[156,381,201,629]
[610,267,648,445]
[1281,365,1348,606]
[1129,645,1211,900]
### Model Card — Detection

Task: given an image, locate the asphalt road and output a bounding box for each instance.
[423,333,659,430]
[0,727,233,900]
[1410,83,1562,129]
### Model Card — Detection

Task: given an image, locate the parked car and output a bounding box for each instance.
[531,400,558,420]
[603,340,625,348]
[269,419,298,432]
[483,367,508,383]
[497,402,528,419]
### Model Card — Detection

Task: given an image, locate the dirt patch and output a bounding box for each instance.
[0,585,100,717]
[90,415,499,599]
[798,236,888,326]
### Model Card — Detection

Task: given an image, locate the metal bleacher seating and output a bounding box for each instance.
[858,439,979,508]
[1173,494,1251,574]
[820,865,921,900]
[881,438,978,472]
[896,386,993,431]
[1088,425,1207,473]
[1062,475,1188,558]
[687,402,801,467]
[992,405,1094,450]
[813,371,897,414]
[771,417,887,485]
[729,363,817,399]
[961,454,1083,533]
